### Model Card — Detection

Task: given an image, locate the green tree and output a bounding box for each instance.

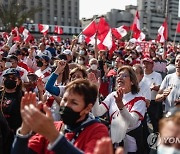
[0,0,42,32]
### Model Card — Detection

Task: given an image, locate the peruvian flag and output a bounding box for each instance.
[19,27,32,42]
[54,26,63,34]
[157,19,168,43]
[97,17,113,51]
[131,11,145,41]
[38,24,49,35]
[112,25,129,39]
[82,20,98,44]
[11,27,21,41]
[50,36,61,42]
[176,21,180,33]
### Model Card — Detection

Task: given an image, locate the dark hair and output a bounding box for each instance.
[117,65,139,94]
[69,66,87,80]
[133,64,144,75]
[65,79,98,106]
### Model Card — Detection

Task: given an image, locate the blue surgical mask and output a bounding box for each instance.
[79,50,85,55]
[157,145,180,154]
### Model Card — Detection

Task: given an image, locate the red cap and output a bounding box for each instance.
[142,57,154,63]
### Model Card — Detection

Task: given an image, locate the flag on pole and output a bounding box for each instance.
[157,19,168,43]
[131,11,145,41]
[38,24,49,35]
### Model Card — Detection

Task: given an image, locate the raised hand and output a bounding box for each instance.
[54,60,66,75]
[21,100,59,143]
[88,72,100,89]
[114,87,124,109]
[20,92,37,135]
[36,78,45,92]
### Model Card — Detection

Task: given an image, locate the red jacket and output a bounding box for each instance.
[28,121,109,154]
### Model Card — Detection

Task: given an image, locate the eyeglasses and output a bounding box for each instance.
[117,73,130,79]
[164,107,180,118]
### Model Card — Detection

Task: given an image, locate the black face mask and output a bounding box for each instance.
[59,106,81,126]
[37,61,43,67]
[4,79,17,89]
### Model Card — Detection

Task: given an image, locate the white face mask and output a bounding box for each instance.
[157,145,180,154]
[78,60,84,65]
[90,64,98,70]
[89,55,94,60]
[5,62,12,68]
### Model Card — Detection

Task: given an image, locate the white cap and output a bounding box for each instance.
[62,49,72,55]
[136,46,142,52]
[129,38,137,44]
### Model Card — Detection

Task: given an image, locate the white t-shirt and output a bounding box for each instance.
[35,67,51,83]
[142,71,162,100]
[159,73,180,111]
[139,78,151,101]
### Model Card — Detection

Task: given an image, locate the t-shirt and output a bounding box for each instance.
[142,71,162,100]
[159,73,180,111]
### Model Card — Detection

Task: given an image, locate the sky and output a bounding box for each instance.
[79,0,137,19]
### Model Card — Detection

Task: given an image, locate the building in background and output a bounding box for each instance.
[138,0,180,41]
[81,0,180,42]
[0,0,82,36]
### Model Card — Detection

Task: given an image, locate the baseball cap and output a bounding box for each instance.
[2,55,18,62]
[142,57,154,63]
[62,49,72,55]
[35,55,50,63]
[3,68,20,77]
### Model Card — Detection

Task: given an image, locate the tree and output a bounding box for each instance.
[0,0,42,32]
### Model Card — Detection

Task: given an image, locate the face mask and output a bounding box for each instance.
[78,60,84,65]
[5,62,12,68]
[4,79,17,89]
[36,61,43,67]
[79,50,85,55]
[90,64,98,70]
[89,55,94,60]
[157,145,180,154]
[59,106,81,126]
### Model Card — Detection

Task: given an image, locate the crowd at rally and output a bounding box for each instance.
[0,31,179,154]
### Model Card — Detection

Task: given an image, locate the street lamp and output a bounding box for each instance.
[26,18,34,31]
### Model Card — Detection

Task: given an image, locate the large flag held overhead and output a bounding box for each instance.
[38,24,49,35]
[50,36,61,42]
[157,19,168,43]
[82,19,98,44]
[131,11,145,42]
[97,17,113,50]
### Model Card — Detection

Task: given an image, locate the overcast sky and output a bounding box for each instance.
[79,0,137,19]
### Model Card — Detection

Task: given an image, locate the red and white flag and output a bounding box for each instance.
[50,36,61,42]
[11,27,21,41]
[157,19,168,43]
[97,17,113,50]
[19,26,32,42]
[82,20,98,44]
[54,26,63,34]
[131,11,145,42]
[38,24,49,35]
[176,21,180,33]
[112,25,129,39]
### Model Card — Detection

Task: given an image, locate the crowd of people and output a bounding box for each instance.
[0,32,179,154]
